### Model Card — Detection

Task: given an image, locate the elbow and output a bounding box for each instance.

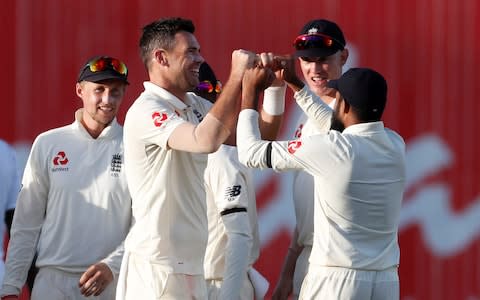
[203,142,221,154]
[237,146,250,166]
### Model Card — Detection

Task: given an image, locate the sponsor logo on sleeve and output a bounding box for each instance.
[225,185,242,201]
[287,140,302,154]
[294,124,304,139]
[193,109,204,122]
[152,111,168,127]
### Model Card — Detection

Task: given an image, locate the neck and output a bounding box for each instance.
[150,78,187,102]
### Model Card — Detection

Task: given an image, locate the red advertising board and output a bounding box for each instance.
[1,1,479,299]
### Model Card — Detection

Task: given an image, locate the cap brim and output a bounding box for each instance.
[294,47,339,58]
[78,69,129,84]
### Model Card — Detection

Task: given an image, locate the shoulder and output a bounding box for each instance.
[35,124,73,142]
[385,127,406,150]
[125,94,177,126]
[187,92,213,111]
[208,145,246,173]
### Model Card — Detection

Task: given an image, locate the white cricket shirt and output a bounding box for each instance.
[123,82,213,274]
[237,87,406,270]
[291,99,335,247]
[203,144,260,279]
[1,109,131,296]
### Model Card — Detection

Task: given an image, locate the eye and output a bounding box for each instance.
[110,87,124,97]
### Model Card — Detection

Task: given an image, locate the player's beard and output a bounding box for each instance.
[330,111,345,132]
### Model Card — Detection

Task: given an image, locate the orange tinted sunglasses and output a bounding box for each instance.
[196,80,222,94]
[86,56,128,76]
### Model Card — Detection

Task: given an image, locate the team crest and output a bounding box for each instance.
[307,27,319,35]
[110,153,122,177]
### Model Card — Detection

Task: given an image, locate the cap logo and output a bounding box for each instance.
[307,27,319,35]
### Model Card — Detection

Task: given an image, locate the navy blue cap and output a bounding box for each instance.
[327,68,387,116]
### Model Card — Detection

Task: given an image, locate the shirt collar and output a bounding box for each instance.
[73,108,121,140]
[143,81,196,111]
[343,121,385,135]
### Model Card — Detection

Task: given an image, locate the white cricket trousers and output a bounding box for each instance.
[31,267,117,300]
[205,274,254,300]
[292,245,312,300]
[299,265,399,300]
[122,253,207,299]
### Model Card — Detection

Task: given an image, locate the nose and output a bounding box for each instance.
[101,90,116,104]
[312,61,327,73]
[196,53,205,65]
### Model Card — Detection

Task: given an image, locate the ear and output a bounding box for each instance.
[342,98,351,114]
[340,48,349,66]
[75,82,83,98]
[154,49,169,66]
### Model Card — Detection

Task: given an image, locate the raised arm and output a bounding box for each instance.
[167,50,256,151]
[258,52,287,141]
[278,55,333,130]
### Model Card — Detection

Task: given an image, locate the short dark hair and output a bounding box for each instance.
[139,17,195,69]
[348,104,384,122]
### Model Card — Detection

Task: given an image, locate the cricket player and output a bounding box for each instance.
[272,19,349,300]
[118,18,281,299]
[0,55,132,300]
[198,62,277,300]
[237,62,405,300]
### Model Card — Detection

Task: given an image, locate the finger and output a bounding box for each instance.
[259,52,271,68]
[94,284,105,296]
[252,53,261,68]
[84,280,104,297]
[79,265,97,285]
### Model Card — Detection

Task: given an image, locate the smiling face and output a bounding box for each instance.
[76,79,126,138]
[162,31,205,94]
[298,49,348,98]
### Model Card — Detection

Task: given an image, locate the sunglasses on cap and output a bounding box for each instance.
[85,56,128,76]
[196,80,222,94]
[293,33,337,51]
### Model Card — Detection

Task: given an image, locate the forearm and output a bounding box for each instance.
[1,227,40,296]
[294,86,333,130]
[208,71,243,138]
[2,194,44,295]
[100,241,125,276]
[259,85,286,140]
[236,110,271,169]
[271,228,303,299]
[219,214,252,300]
[279,229,303,280]
[167,114,230,153]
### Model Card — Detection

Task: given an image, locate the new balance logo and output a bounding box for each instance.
[193,109,204,122]
[225,185,242,201]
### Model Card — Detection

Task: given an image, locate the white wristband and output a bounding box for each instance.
[262,84,286,115]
